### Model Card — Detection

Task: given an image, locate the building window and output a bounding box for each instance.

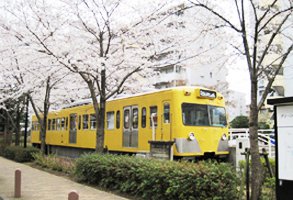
[175,65,181,73]
[278,67,284,75]
[107,111,114,130]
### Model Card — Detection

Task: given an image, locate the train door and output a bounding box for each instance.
[69,113,77,144]
[123,106,138,148]
[161,101,171,141]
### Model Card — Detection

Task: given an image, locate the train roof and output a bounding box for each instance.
[55,86,220,111]
[108,86,215,101]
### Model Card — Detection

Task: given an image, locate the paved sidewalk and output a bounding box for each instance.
[0,157,128,200]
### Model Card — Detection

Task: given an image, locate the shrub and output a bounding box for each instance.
[1,146,40,162]
[75,154,239,200]
[239,158,275,200]
[32,152,75,174]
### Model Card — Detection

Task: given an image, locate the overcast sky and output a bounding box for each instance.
[227,58,250,103]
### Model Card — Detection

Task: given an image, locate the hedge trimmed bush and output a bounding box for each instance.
[1,146,40,162]
[75,154,239,200]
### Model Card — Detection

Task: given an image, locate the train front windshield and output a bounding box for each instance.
[182,103,227,127]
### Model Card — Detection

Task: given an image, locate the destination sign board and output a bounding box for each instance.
[199,89,216,99]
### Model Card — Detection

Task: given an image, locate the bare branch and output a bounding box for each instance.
[258,6,293,33]
[257,43,293,110]
[257,12,291,70]
[257,0,278,26]
[106,66,141,100]
[189,0,242,32]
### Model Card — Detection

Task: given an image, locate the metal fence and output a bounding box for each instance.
[228,128,275,158]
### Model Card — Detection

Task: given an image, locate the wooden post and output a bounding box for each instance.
[14,169,21,198]
[68,190,79,200]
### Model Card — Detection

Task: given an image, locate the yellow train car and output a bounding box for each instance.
[31,86,229,158]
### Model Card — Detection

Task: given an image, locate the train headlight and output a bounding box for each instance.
[188,132,195,141]
[221,133,227,141]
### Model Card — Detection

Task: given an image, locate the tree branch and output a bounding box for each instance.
[189,0,242,32]
[257,43,293,110]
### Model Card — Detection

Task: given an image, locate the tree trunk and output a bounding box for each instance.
[249,78,263,200]
[29,77,51,155]
[95,69,106,153]
[40,77,51,154]
[14,103,21,146]
[4,115,11,145]
[40,120,46,154]
[96,99,105,153]
[23,95,29,148]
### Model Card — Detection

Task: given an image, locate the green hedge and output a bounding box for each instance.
[75,154,239,200]
[1,146,40,162]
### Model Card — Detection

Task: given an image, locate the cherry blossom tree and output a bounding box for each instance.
[0,4,87,152]
[189,0,293,199]
[1,0,234,154]
[2,0,213,152]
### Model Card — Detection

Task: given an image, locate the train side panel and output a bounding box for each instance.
[104,89,175,153]
[31,87,229,158]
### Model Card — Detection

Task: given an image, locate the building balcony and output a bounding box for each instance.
[156,72,186,83]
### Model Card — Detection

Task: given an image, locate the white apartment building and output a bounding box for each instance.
[283,7,293,97]
[256,0,292,125]
[152,59,248,121]
[153,65,187,89]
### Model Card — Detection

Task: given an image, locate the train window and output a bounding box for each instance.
[48,119,52,130]
[163,103,170,123]
[33,122,39,131]
[116,111,120,129]
[78,116,81,130]
[208,106,227,127]
[52,119,56,130]
[150,106,158,127]
[83,114,89,129]
[61,118,65,130]
[141,107,146,128]
[124,109,130,129]
[132,108,138,129]
[32,122,37,131]
[107,111,114,130]
[182,103,209,126]
[90,114,96,129]
[31,123,35,131]
[66,117,68,130]
[57,118,61,130]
